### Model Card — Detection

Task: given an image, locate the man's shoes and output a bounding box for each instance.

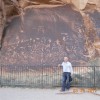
[66,88,70,90]
[60,89,65,92]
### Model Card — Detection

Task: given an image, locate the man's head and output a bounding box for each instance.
[64,57,68,62]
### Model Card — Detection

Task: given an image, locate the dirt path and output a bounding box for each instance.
[0,88,100,100]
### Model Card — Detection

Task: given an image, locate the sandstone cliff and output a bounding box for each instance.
[0,0,100,66]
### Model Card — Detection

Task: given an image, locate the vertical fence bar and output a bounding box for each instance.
[0,65,1,87]
[0,64,2,87]
[42,65,43,88]
[94,66,95,88]
[1,64,3,87]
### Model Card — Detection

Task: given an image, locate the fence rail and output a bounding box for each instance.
[0,65,100,88]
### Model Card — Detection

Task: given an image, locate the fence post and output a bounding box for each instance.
[94,66,96,88]
[0,65,1,87]
[0,64,2,87]
[42,65,43,88]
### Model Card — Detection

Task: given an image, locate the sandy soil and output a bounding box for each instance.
[0,87,100,100]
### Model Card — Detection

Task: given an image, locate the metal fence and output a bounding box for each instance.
[0,65,100,88]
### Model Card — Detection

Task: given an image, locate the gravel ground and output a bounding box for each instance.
[0,87,100,100]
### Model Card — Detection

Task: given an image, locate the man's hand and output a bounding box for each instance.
[71,73,74,77]
[58,64,61,67]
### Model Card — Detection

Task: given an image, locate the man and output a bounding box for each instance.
[59,57,73,92]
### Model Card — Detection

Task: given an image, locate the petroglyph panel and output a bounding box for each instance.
[0,5,100,66]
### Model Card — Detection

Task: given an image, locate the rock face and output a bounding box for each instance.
[71,0,88,10]
[0,5,100,66]
[0,0,100,44]
[71,0,100,10]
[18,0,100,10]
[0,0,100,66]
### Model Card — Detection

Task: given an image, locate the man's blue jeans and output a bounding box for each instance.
[62,72,71,91]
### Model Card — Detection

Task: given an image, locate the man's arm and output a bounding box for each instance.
[58,62,63,67]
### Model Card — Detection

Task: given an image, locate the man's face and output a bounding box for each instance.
[64,57,68,62]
